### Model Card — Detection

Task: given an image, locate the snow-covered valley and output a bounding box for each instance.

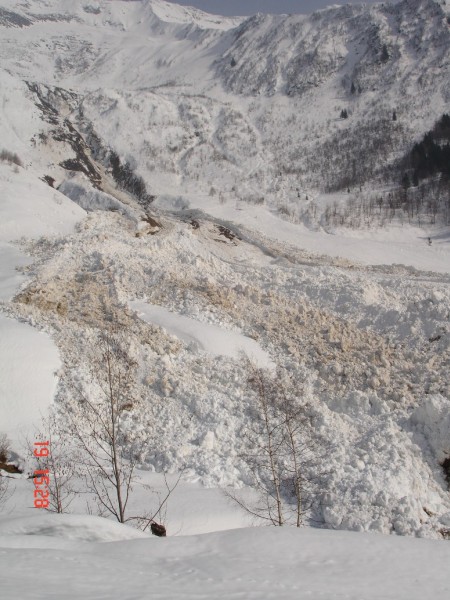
[1,0,450,597]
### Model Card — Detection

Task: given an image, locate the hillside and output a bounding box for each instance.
[0,0,449,566]
[0,0,449,204]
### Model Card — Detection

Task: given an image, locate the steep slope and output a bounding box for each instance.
[217,0,450,98]
[1,0,449,200]
[0,0,241,89]
[2,166,449,537]
[0,0,450,541]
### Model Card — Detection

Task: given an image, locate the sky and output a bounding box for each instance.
[165,1,393,17]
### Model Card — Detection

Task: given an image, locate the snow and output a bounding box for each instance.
[148,0,243,29]
[0,242,30,302]
[1,514,450,600]
[410,394,450,464]
[131,300,274,368]
[1,178,449,541]
[59,178,136,218]
[0,1,449,597]
[158,195,450,274]
[0,165,85,241]
[0,513,149,543]
[0,314,60,444]
[0,159,84,445]
[0,162,85,300]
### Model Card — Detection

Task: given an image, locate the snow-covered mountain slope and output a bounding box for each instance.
[0,0,449,208]
[0,161,84,442]
[1,0,448,215]
[217,0,450,97]
[0,0,450,547]
[0,0,242,89]
[2,163,449,538]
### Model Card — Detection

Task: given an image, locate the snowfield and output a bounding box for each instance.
[0,313,60,444]
[1,513,450,600]
[0,162,85,444]
[0,0,450,597]
[2,170,449,538]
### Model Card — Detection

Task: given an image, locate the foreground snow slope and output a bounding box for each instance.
[1,513,450,600]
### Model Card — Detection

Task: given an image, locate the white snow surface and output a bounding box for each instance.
[0,165,85,241]
[157,195,450,274]
[0,242,30,302]
[0,160,84,443]
[1,512,450,600]
[131,299,274,368]
[0,512,149,544]
[0,314,60,443]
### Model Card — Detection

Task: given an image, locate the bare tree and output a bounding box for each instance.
[0,434,14,510]
[0,475,13,511]
[29,412,78,513]
[0,433,10,465]
[54,324,183,531]
[127,470,185,535]
[280,392,304,527]
[61,327,140,523]
[227,361,322,527]
[245,363,284,526]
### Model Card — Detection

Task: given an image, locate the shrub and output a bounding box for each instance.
[380,44,389,64]
[0,149,22,167]
[0,434,10,464]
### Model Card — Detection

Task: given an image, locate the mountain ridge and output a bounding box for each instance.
[0,0,448,230]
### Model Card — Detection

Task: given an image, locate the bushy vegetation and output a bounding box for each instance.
[405,114,450,185]
[108,150,155,209]
[80,121,155,210]
[0,433,10,464]
[317,112,406,192]
[0,149,22,167]
[323,178,450,230]
[321,114,450,229]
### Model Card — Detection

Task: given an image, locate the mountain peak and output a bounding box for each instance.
[3,0,243,31]
[144,0,244,29]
